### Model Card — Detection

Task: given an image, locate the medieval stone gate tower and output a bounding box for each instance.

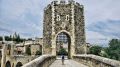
[43,0,86,58]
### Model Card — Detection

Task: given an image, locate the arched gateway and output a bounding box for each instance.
[43,0,86,58]
[5,61,11,67]
[56,32,71,58]
[16,62,23,67]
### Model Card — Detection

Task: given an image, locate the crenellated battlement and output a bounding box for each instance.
[51,0,82,6]
[44,0,83,11]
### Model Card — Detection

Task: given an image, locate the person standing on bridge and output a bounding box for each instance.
[62,55,65,65]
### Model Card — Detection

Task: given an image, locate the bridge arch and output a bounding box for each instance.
[16,62,23,67]
[5,61,11,67]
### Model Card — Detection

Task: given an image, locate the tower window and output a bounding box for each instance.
[57,15,60,21]
[66,15,69,21]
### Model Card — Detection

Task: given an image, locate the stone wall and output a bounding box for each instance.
[74,4,86,54]
[43,0,86,56]
[5,55,39,67]
[54,4,72,34]
[31,44,41,55]
[22,55,56,67]
[43,4,52,54]
[73,54,120,67]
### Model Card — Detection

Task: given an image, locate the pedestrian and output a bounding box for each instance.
[62,55,65,65]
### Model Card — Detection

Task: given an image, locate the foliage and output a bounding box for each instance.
[28,38,32,40]
[89,45,102,56]
[5,36,12,41]
[13,33,25,43]
[26,46,31,55]
[0,36,3,41]
[35,50,42,55]
[0,33,25,43]
[89,39,120,61]
[99,48,109,57]
[104,39,120,60]
[57,48,68,55]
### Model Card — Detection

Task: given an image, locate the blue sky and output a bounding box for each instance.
[0,0,120,46]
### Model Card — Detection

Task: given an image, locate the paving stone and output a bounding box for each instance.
[49,59,88,67]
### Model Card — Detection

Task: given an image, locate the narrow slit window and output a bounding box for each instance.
[57,15,60,21]
[66,15,69,21]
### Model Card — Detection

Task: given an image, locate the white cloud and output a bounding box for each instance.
[0,0,43,38]
[86,31,107,40]
[76,0,120,26]
[86,30,109,46]
[0,0,120,45]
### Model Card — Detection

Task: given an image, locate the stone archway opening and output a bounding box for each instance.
[56,32,71,59]
[5,61,11,67]
[16,62,22,67]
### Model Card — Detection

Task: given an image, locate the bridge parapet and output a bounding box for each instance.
[73,54,120,67]
[22,55,56,67]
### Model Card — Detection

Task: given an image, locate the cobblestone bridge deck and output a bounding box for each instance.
[49,59,88,67]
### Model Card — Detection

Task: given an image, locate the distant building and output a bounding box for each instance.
[0,37,43,67]
[14,39,42,55]
[35,38,43,45]
[15,43,24,55]
[31,44,42,55]
[24,39,35,45]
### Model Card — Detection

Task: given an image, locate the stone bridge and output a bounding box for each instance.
[0,43,39,67]
[2,55,39,67]
[1,0,120,67]
[22,54,120,67]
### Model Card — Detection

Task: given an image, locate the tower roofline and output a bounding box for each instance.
[44,0,84,11]
[52,0,75,4]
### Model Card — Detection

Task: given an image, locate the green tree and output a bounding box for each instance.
[12,33,24,43]
[15,34,21,43]
[57,48,68,55]
[0,33,24,43]
[0,36,3,41]
[100,48,109,58]
[5,36,11,41]
[26,46,31,55]
[35,50,42,55]
[104,39,120,60]
[109,39,119,48]
[9,35,12,41]
[89,45,102,56]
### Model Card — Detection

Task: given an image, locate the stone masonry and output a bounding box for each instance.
[43,0,86,58]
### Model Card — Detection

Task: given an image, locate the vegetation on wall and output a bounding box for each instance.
[35,50,42,55]
[26,46,31,55]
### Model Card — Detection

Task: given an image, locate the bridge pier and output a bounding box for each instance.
[1,44,7,67]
